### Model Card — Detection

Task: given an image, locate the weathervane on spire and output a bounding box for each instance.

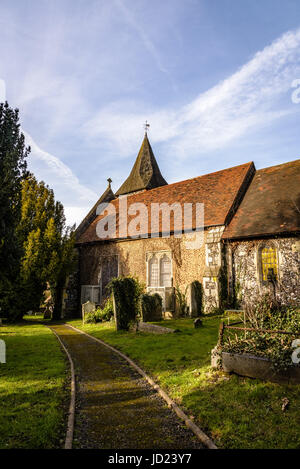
[144,120,150,134]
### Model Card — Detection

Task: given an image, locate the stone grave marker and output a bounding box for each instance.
[82,301,96,324]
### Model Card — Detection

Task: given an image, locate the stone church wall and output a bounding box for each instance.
[72,233,299,317]
[227,236,300,307]
[78,231,213,315]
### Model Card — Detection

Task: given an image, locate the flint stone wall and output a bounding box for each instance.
[228,236,300,307]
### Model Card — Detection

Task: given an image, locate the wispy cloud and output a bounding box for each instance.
[114,0,174,82]
[23,130,97,225]
[83,28,300,159]
[0,72,95,225]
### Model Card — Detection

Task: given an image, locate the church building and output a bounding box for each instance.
[66,132,300,316]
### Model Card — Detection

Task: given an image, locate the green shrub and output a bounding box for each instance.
[153,293,163,306]
[108,276,144,330]
[98,297,114,322]
[84,310,102,324]
[84,297,114,324]
[141,293,163,322]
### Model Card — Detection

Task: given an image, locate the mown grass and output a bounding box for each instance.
[67,316,300,449]
[0,320,67,449]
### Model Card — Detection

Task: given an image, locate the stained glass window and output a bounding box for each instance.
[261,246,278,282]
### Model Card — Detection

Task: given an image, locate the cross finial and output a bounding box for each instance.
[107,178,112,188]
[144,120,150,134]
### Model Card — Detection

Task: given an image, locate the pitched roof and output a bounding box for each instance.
[115,134,167,196]
[223,159,300,239]
[76,161,254,244]
[75,181,115,241]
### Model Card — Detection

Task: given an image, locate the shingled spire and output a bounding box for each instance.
[116,133,167,196]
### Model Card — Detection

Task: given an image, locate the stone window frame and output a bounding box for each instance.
[146,250,173,288]
[257,240,280,286]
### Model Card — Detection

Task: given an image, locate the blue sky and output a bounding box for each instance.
[0,0,300,225]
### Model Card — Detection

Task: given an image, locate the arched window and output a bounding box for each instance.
[260,244,278,283]
[147,252,172,287]
[160,255,171,287]
[149,256,159,287]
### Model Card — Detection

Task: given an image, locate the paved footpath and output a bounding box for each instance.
[50,324,204,449]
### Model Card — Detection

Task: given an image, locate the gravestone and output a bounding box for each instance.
[194,317,203,328]
[0,340,6,363]
[211,346,222,368]
[135,322,177,334]
[82,301,96,324]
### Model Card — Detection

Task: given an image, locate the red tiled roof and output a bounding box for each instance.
[77,162,254,244]
[223,159,300,239]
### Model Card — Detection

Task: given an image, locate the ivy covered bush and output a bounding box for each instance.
[141,293,163,322]
[222,294,300,371]
[108,276,144,330]
[175,284,188,316]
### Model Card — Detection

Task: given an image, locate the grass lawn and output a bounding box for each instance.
[67,316,300,449]
[0,319,67,449]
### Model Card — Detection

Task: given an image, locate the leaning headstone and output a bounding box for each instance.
[194,317,203,328]
[82,301,95,324]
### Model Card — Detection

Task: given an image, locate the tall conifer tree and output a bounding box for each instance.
[0,102,30,319]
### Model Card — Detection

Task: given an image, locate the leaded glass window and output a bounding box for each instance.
[261,246,278,282]
[149,256,159,287]
[147,252,172,287]
[160,255,171,287]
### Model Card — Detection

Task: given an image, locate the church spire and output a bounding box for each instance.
[116,132,167,196]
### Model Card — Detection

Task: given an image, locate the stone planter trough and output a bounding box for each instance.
[212,349,300,384]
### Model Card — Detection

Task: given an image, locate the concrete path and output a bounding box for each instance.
[50,324,203,449]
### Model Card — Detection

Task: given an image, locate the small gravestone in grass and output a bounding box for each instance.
[82,301,96,324]
[194,318,203,328]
